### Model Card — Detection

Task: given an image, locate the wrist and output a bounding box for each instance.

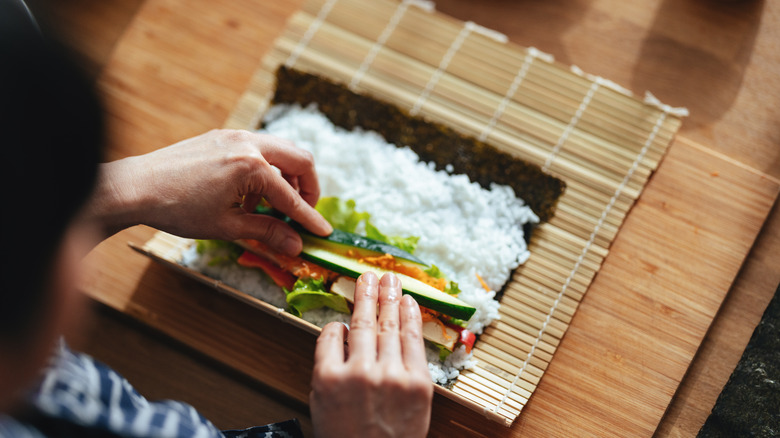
[80,157,150,237]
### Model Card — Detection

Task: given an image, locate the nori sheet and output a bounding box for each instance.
[698,283,780,437]
[268,66,565,223]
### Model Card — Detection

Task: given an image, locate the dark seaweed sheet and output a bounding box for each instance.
[268,66,565,223]
[698,284,780,438]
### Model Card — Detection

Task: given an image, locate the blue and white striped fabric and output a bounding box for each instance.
[0,341,303,438]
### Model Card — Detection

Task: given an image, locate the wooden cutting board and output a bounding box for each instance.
[79,0,779,436]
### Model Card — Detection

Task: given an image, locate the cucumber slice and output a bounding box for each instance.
[331,276,459,350]
[301,244,476,320]
[301,229,426,267]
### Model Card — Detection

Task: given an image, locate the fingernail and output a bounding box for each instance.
[381,272,399,288]
[381,273,401,300]
[358,271,378,287]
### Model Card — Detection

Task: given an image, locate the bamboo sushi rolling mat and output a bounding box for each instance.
[222,0,684,425]
[78,0,780,436]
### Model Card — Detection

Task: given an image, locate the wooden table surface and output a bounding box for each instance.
[29,0,779,436]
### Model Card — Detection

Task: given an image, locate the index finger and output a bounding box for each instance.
[255,136,332,236]
[260,170,332,236]
[258,136,321,207]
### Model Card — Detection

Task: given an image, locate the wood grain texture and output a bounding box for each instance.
[33,0,779,436]
[25,0,144,78]
[221,0,689,424]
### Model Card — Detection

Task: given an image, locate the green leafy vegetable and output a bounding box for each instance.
[444,280,461,296]
[315,197,370,233]
[365,223,419,254]
[316,197,419,253]
[424,264,444,279]
[195,240,242,266]
[284,278,350,317]
[438,345,452,361]
[425,265,460,295]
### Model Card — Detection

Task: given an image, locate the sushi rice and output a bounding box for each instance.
[182,104,538,385]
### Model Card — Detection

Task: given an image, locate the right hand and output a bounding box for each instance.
[310,272,433,437]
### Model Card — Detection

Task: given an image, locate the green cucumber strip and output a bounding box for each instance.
[300,244,476,320]
[301,229,427,267]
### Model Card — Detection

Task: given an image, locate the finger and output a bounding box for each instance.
[229,213,302,256]
[241,193,264,213]
[399,294,428,373]
[258,136,322,208]
[376,273,402,363]
[283,174,300,194]
[315,321,349,366]
[347,272,379,362]
[261,170,332,237]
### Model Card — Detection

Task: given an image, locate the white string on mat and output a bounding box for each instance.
[410,21,476,116]
[542,78,602,172]
[349,0,414,90]
[284,0,340,68]
[478,47,539,142]
[491,105,671,416]
[644,91,690,117]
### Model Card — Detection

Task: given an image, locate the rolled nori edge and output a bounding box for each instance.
[268,66,566,223]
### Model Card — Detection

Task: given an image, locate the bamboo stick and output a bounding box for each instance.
[208,0,684,426]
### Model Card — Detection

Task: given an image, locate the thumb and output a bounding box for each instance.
[232,214,303,256]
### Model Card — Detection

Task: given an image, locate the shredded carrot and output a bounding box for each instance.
[476,273,491,292]
[354,252,448,291]
[288,261,337,281]
[241,239,337,281]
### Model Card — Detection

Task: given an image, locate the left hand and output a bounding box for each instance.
[83,129,332,255]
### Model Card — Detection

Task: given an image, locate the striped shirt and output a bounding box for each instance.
[0,341,303,438]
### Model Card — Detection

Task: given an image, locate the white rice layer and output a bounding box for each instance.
[183,103,538,385]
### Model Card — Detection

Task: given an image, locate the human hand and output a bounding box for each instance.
[85,129,332,255]
[310,272,433,438]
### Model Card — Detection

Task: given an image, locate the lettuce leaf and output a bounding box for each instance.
[425,264,461,295]
[284,277,350,317]
[195,239,243,266]
[365,223,419,254]
[315,197,370,233]
[316,197,419,253]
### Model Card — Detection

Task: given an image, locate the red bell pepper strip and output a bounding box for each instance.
[459,329,476,353]
[237,250,297,290]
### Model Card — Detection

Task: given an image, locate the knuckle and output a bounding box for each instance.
[351,358,377,376]
[285,193,305,213]
[221,128,253,143]
[258,221,280,244]
[311,367,340,392]
[377,318,399,334]
[349,314,376,331]
[402,326,423,342]
[315,333,333,348]
[356,283,378,301]
[298,147,314,164]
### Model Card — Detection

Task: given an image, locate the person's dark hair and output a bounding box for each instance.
[0,1,104,344]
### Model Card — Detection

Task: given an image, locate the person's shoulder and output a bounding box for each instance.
[222,419,305,438]
[0,414,46,438]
